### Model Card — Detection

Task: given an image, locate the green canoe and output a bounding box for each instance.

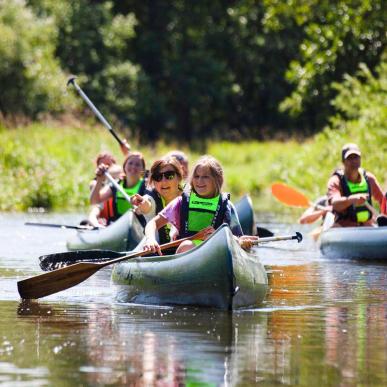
[112,224,268,310]
[320,226,387,260]
[66,196,254,251]
[66,210,145,251]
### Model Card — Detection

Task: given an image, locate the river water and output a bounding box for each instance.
[0,213,386,386]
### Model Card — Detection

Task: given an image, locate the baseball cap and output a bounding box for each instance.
[341,143,361,161]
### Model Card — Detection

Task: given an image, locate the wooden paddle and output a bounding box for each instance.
[39,249,126,271]
[18,228,210,300]
[39,232,302,271]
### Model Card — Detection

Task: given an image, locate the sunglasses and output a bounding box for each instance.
[153,171,176,182]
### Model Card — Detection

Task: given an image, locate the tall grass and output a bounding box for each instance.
[0,122,385,213]
[1,62,385,212]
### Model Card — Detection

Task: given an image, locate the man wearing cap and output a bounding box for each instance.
[327,143,384,227]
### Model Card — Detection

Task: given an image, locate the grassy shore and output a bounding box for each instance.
[0,121,385,214]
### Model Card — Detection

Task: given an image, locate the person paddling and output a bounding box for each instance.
[298,195,332,224]
[90,151,147,221]
[87,164,123,227]
[131,156,184,244]
[143,155,258,255]
[327,143,384,227]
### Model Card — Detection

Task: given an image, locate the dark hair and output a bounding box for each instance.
[165,150,188,164]
[95,152,116,166]
[148,156,183,188]
[122,151,146,173]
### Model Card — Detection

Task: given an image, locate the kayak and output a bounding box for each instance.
[234,194,255,235]
[320,226,387,260]
[66,195,254,252]
[112,224,268,310]
[66,211,145,251]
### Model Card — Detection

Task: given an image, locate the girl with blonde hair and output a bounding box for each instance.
[143,155,257,254]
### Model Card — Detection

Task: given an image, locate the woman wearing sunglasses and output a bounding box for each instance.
[143,155,258,256]
[131,156,184,244]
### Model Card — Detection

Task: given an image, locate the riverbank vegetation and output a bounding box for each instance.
[1,57,385,212]
[1,1,385,213]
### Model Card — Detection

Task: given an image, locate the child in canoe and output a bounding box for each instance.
[143,155,258,254]
[90,151,147,222]
[131,156,184,244]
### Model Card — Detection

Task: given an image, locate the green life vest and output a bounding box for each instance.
[346,173,370,223]
[115,178,145,217]
[179,192,229,240]
[188,192,220,231]
[334,169,372,223]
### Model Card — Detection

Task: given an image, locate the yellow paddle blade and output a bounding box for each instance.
[271,182,311,208]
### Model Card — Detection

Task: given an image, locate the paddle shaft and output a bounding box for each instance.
[17,229,208,299]
[67,77,123,145]
[253,232,302,244]
[25,222,95,230]
[39,230,301,271]
[104,171,132,203]
[104,171,140,213]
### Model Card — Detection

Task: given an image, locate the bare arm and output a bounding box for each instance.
[332,194,369,212]
[299,206,331,224]
[90,164,113,204]
[131,194,152,215]
[143,215,169,255]
[87,205,105,228]
[90,179,113,204]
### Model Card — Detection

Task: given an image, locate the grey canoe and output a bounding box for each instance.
[234,194,255,235]
[320,226,387,260]
[66,196,254,251]
[112,224,268,310]
[66,211,145,251]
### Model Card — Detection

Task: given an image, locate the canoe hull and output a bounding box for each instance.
[112,225,268,310]
[66,195,253,252]
[320,227,387,260]
[66,211,144,251]
[234,194,255,235]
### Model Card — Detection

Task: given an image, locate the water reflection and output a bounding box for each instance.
[15,301,236,385]
[0,213,386,385]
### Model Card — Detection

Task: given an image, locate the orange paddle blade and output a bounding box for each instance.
[271,182,311,208]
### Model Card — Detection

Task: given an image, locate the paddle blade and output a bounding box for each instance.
[271,182,311,208]
[256,226,274,237]
[322,212,335,231]
[39,250,125,271]
[309,226,322,241]
[17,262,102,299]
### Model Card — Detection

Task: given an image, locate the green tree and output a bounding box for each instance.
[264,0,386,132]
[0,0,73,117]
[29,0,139,130]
